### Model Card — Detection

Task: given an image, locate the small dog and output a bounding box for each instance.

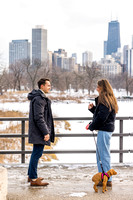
[92,169,117,193]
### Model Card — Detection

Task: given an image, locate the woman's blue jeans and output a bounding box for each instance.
[28,144,44,179]
[96,130,112,181]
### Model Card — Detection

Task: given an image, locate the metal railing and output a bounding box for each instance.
[0,117,133,163]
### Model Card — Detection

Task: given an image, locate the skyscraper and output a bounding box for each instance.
[32,25,47,64]
[9,39,30,65]
[107,20,121,55]
[123,44,133,76]
[82,51,93,67]
[72,53,77,64]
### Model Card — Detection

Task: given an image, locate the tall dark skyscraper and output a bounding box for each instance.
[106,20,121,55]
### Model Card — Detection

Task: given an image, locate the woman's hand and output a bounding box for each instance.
[88,103,94,110]
[85,124,90,130]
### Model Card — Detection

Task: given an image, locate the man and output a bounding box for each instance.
[27,78,55,186]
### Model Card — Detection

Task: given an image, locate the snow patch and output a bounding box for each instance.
[69,192,87,197]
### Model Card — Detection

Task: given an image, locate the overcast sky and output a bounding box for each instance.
[0,0,133,65]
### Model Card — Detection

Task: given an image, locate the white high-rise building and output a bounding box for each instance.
[132,35,133,49]
[48,51,52,69]
[130,48,133,76]
[82,51,93,67]
[32,25,47,64]
[123,45,129,66]
[123,44,133,76]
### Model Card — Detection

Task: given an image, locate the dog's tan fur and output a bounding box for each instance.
[92,169,117,193]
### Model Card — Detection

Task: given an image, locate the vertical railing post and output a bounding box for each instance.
[119,119,123,163]
[21,120,25,163]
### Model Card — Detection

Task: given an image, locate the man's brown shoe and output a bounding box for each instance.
[107,181,112,187]
[30,178,49,186]
[28,176,44,182]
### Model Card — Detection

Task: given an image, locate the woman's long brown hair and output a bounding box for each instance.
[97,79,118,113]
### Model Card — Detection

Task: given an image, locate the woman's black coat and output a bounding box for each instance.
[89,97,116,132]
[28,89,55,146]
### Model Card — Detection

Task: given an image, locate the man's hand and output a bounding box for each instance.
[44,134,50,141]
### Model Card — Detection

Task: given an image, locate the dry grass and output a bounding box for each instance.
[0,90,86,103]
[0,110,71,163]
[0,110,27,118]
[48,95,82,103]
[64,121,71,131]
[0,91,28,103]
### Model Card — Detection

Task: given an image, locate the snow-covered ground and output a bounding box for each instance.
[0,89,133,164]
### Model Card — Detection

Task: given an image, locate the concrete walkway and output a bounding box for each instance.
[3,164,133,200]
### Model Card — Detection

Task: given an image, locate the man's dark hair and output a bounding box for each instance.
[37,78,50,89]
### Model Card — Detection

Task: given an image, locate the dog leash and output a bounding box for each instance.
[92,131,105,174]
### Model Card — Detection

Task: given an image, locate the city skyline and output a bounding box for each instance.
[0,0,133,66]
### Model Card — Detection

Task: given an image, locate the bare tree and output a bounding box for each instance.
[85,62,102,95]
[9,61,25,90]
[72,71,85,93]
[51,67,64,91]
[62,71,72,91]
[124,73,133,95]
[22,58,43,90]
[0,73,4,95]
[38,61,51,80]
[109,72,133,96]
[0,69,10,94]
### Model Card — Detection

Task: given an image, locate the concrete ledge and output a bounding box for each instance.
[0,167,7,200]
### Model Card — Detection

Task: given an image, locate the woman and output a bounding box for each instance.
[88,79,118,186]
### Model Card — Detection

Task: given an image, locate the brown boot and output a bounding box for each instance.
[107,181,112,187]
[30,178,49,186]
[97,181,103,187]
[28,176,44,182]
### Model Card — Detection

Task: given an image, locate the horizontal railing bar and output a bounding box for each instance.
[0,134,27,138]
[0,150,131,154]
[112,133,133,136]
[0,116,133,121]
[0,117,29,121]
[56,133,133,137]
[54,117,133,120]
[0,150,95,154]
[0,134,28,138]
[0,133,133,138]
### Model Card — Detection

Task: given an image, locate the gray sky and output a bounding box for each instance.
[0,0,133,65]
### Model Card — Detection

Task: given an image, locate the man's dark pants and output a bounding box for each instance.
[28,144,44,179]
